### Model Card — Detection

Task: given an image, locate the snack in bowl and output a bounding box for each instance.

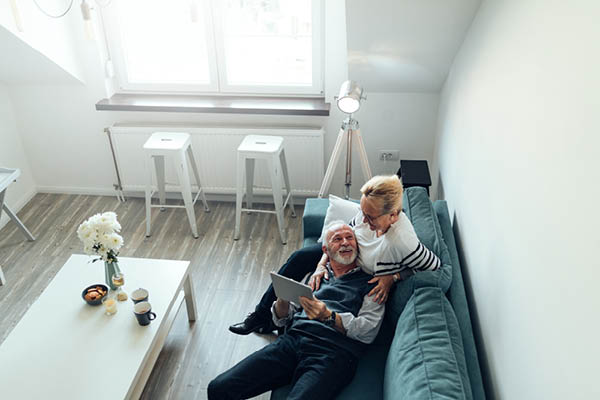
[81,284,109,306]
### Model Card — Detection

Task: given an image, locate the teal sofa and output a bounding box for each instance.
[271,187,485,399]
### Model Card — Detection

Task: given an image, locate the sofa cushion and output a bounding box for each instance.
[385,187,453,327]
[384,287,473,400]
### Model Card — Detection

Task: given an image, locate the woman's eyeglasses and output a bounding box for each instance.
[363,212,386,224]
[363,209,398,225]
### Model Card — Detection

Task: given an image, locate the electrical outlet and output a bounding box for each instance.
[378,150,400,161]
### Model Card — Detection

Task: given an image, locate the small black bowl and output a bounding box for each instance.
[81,284,109,306]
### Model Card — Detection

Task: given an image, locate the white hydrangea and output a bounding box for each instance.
[109,233,124,250]
[77,211,124,262]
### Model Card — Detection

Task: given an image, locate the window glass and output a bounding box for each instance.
[219,0,313,86]
[117,0,211,84]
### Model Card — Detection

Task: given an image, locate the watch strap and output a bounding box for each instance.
[325,311,336,327]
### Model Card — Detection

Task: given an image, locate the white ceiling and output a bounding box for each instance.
[345,0,482,93]
[0,25,80,85]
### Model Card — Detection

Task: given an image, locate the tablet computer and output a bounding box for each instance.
[270,272,314,306]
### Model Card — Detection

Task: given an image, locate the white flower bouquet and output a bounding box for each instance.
[77,212,123,263]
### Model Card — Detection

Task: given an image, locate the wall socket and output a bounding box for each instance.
[378,150,400,161]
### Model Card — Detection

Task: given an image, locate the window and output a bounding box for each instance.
[101,0,323,95]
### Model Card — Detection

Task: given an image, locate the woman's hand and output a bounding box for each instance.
[308,265,329,291]
[367,275,395,304]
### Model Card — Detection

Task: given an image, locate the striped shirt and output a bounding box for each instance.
[350,211,441,276]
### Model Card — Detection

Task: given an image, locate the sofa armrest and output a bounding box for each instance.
[302,198,329,242]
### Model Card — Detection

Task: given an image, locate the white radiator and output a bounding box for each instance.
[108,124,325,198]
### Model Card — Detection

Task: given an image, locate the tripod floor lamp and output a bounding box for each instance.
[319,81,372,199]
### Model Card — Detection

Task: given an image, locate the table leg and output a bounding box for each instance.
[0,188,5,221]
[183,272,198,322]
[2,204,35,241]
[0,265,5,286]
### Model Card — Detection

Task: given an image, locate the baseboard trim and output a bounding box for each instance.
[35,186,310,205]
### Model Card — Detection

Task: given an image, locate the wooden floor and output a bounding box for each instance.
[0,193,304,399]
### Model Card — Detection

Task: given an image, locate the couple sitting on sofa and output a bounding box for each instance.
[210,175,443,399]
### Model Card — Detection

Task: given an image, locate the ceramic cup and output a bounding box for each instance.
[131,288,149,304]
[134,301,156,326]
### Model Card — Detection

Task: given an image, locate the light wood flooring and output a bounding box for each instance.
[0,193,304,399]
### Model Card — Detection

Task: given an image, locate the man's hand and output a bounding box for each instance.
[274,298,290,319]
[299,296,331,321]
[367,275,395,304]
[308,265,329,291]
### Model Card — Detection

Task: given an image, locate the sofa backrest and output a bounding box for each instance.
[434,200,486,400]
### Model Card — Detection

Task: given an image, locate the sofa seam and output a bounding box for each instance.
[413,290,435,400]
[438,289,469,398]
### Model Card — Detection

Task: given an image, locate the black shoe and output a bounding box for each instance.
[229,312,270,335]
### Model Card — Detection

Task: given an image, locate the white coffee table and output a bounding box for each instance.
[0,254,197,399]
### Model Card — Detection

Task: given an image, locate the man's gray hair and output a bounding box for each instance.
[323,220,352,247]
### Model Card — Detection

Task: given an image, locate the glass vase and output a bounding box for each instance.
[104,261,121,290]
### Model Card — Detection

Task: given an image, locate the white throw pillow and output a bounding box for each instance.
[318,195,361,243]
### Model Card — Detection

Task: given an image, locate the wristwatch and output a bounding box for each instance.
[324,311,336,327]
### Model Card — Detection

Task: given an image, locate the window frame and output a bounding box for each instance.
[100,0,324,96]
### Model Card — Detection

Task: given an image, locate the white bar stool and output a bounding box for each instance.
[143,132,210,239]
[234,135,296,244]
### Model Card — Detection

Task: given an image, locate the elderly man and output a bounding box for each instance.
[208,221,385,400]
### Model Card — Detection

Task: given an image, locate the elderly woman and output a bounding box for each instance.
[229,175,441,335]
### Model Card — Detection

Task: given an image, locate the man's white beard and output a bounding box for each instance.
[331,246,357,265]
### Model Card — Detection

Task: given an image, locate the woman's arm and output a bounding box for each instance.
[308,253,329,290]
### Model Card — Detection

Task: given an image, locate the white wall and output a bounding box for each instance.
[0,0,83,82]
[345,0,481,93]
[0,84,36,230]
[434,1,600,398]
[6,0,440,201]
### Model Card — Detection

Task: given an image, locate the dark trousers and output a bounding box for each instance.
[208,331,357,400]
[254,244,323,317]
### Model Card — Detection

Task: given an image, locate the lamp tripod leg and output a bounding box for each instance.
[318,127,346,198]
[353,128,372,182]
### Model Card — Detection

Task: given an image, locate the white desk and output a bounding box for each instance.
[0,254,197,399]
[0,167,35,285]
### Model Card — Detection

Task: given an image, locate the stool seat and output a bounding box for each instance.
[235,135,295,244]
[143,132,209,238]
[143,132,191,152]
[238,135,283,154]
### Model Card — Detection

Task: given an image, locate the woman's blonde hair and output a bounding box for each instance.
[360,175,403,215]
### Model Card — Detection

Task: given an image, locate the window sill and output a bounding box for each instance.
[95,93,330,116]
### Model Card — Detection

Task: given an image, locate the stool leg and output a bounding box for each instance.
[145,155,153,237]
[154,155,166,211]
[176,150,199,238]
[234,153,244,240]
[269,157,286,244]
[245,158,255,213]
[186,146,210,212]
[279,149,296,218]
[0,264,5,286]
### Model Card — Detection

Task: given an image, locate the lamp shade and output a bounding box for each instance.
[337,80,364,114]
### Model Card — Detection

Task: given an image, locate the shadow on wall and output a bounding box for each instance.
[435,170,445,201]
[451,212,496,400]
